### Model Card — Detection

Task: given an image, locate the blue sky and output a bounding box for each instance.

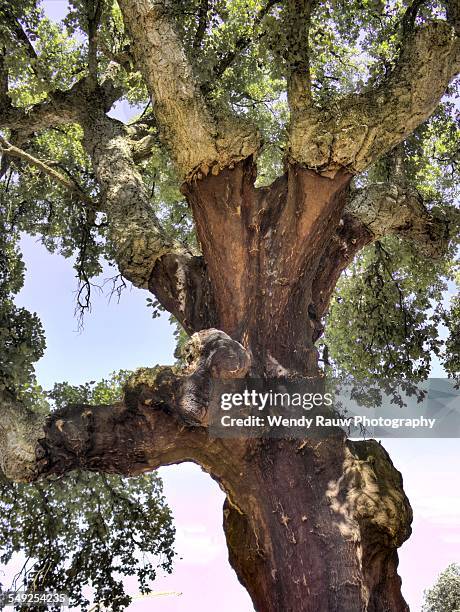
[2,2,459,610]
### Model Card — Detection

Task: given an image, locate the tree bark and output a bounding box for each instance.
[223,436,411,612]
[180,161,412,611]
[182,158,352,374]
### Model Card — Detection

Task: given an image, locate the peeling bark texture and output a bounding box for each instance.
[288,21,460,175]
[80,108,181,288]
[345,182,450,257]
[183,158,353,374]
[118,0,261,179]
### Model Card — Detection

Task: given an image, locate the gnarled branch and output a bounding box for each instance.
[289,20,460,174]
[345,182,450,257]
[81,108,183,289]
[117,0,260,179]
[0,77,121,139]
[0,330,251,483]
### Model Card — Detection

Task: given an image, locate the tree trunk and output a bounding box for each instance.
[6,158,413,612]
[222,435,411,612]
[179,160,413,611]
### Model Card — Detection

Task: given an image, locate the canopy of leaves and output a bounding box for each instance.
[0,0,458,384]
[422,563,460,612]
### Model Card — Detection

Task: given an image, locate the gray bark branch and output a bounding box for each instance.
[346,182,450,257]
[289,20,460,175]
[117,0,260,179]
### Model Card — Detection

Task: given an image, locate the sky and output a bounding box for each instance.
[1,2,459,611]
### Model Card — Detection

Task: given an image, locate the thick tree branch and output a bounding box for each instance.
[81,108,181,288]
[149,253,218,334]
[117,0,260,179]
[0,391,47,482]
[0,77,121,138]
[345,182,449,257]
[311,213,373,325]
[289,20,460,174]
[311,180,450,324]
[0,330,250,482]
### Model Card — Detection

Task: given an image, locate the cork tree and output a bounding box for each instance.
[0,0,459,610]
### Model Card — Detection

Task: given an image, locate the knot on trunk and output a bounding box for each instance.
[122,329,251,427]
[327,438,412,556]
[182,329,251,380]
[178,329,251,425]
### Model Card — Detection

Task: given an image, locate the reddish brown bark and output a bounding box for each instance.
[224,436,411,612]
[182,158,353,375]
[37,397,411,612]
[141,159,410,612]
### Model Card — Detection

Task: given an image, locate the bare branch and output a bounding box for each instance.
[289,20,460,175]
[0,135,95,205]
